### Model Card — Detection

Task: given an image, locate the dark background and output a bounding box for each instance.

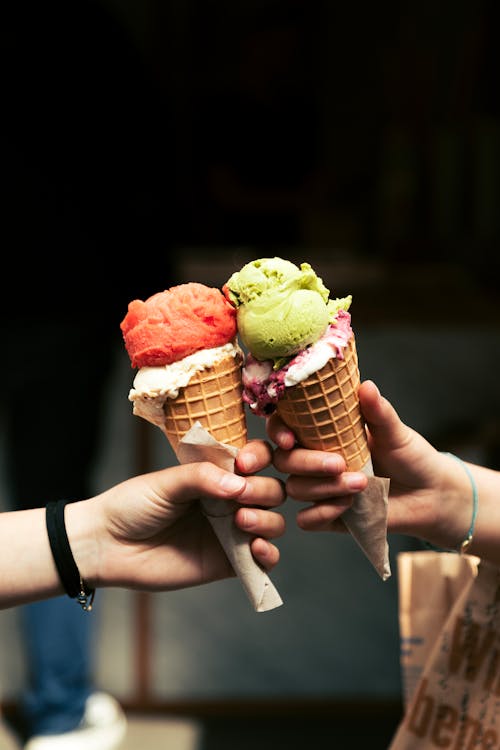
[2,0,499,299]
[1,2,499,748]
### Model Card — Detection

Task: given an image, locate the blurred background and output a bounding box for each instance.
[1,0,499,748]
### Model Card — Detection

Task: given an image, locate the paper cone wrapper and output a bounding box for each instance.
[148,356,282,612]
[276,335,391,580]
[176,423,283,612]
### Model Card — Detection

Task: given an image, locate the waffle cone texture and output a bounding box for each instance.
[162,355,247,453]
[276,335,370,470]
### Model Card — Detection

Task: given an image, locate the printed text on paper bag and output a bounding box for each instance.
[405,614,500,748]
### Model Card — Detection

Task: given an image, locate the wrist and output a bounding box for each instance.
[64,499,100,589]
[434,452,478,552]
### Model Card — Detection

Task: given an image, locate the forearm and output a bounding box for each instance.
[0,508,64,608]
[0,499,101,609]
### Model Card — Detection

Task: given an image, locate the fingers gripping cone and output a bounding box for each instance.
[156,356,283,611]
[276,336,391,580]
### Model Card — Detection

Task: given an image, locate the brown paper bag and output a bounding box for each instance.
[397,551,480,708]
[390,553,500,749]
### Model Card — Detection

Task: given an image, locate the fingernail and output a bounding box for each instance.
[238,451,257,473]
[277,429,296,449]
[346,473,366,491]
[219,473,246,493]
[240,509,258,527]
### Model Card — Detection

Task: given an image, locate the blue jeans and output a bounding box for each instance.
[20,596,95,736]
[2,320,116,738]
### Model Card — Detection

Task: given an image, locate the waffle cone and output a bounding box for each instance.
[162,355,247,454]
[276,335,369,470]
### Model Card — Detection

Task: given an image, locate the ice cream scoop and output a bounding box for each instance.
[121,281,238,369]
[120,282,246,449]
[224,257,352,415]
[223,257,350,363]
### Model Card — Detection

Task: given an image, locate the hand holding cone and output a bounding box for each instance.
[121,283,283,612]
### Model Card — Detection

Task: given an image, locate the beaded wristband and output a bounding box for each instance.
[442,452,479,554]
[422,453,478,555]
[46,500,95,612]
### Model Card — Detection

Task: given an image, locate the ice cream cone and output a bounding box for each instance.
[277,334,390,580]
[161,355,247,455]
[276,335,369,470]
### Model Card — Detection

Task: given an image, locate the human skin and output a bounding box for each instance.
[0,440,286,609]
[268,379,500,565]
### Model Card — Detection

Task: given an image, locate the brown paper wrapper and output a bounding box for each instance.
[342,459,391,580]
[176,423,283,612]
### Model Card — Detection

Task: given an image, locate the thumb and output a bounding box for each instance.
[151,462,248,504]
[358,380,411,450]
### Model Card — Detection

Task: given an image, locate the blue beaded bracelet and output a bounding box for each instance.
[422,452,478,555]
[442,452,478,554]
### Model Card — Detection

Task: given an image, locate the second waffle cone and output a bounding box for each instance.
[276,335,369,470]
[162,355,247,454]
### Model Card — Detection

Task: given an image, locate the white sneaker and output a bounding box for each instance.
[24,692,127,750]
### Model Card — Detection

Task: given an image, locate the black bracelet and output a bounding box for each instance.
[46,500,95,612]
